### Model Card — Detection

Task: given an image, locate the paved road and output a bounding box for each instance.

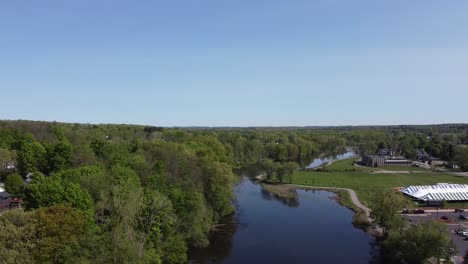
[287,184,372,221]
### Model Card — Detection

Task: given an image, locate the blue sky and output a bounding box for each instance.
[1,1,467,126]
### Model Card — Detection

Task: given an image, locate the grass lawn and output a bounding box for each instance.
[290,169,468,209]
[324,157,432,172]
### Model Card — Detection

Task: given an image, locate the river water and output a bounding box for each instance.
[306,150,356,169]
[189,169,377,264]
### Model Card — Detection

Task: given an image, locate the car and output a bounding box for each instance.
[456,229,468,235]
[464,235,468,240]
[461,231,468,236]
[441,216,449,221]
[414,209,425,214]
[460,215,467,220]
[455,209,465,213]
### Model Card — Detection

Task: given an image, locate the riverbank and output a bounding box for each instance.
[287,184,374,232]
[260,181,376,233]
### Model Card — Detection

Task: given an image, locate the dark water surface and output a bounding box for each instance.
[189,170,377,264]
[306,150,356,169]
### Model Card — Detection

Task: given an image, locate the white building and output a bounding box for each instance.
[400,183,468,202]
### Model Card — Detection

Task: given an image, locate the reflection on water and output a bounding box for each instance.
[260,188,299,208]
[306,150,356,169]
[189,169,377,264]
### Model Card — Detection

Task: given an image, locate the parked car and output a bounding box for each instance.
[460,215,467,220]
[456,229,468,235]
[461,231,468,236]
[455,209,465,213]
[441,215,449,221]
[414,209,425,214]
[464,235,468,240]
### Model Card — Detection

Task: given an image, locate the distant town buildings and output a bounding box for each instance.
[361,149,413,167]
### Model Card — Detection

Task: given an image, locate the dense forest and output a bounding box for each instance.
[0,120,467,263]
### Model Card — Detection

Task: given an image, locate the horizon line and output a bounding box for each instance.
[1,119,467,129]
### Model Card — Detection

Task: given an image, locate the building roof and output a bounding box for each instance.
[401,184,468,201]
[0,190,11,199]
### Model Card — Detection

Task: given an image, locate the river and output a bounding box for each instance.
[306,150,356,169]
[189,169,377,264]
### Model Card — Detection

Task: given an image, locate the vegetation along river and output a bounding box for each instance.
[189,168,378,264]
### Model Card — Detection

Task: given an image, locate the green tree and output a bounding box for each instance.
[454,145,468,171]
[4,173,24,197]
[0,209,38,264]
[259,160,277,181]
[45,141,73,173]
[16,135,46,176]
[275,165,286,183]
[0,204,94,264]
[385,220,455,264]
[136,190,187,264]
[34,204,92,263]
[0,147,16,168]
[284,162,299,184]
[358,141,377,155]
[24,173,94,217]
[201,160,235,221]
[371,190,409,236]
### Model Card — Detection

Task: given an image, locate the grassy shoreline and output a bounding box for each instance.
[260,182,373,232]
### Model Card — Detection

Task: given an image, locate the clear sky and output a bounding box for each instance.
[1,1,467,126]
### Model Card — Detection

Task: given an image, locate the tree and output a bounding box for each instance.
[275,165,286,183]
[284,162,299,184]
[0,209,38,264]
[5,173,24,197]
[371,190,409,236]
[45,141,73,173]
[259,160,277,181]
[16,135,46,176]
[0,147,16,168]
[34,204,92,263]
[385,220,455,264]
[136,190,187,264]
[24,173,94,216]
[201,160,235,221]
[358,141,377,155]
[0,204,94,264]
[454,145,468,171]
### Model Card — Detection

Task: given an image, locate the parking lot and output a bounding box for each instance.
[404,210,468,261]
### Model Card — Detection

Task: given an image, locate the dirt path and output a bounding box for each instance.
[286,184,372,221]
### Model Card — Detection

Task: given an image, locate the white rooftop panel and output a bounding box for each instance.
[400,184,468,201]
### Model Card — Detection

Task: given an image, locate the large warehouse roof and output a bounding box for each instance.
[400,184,468,201]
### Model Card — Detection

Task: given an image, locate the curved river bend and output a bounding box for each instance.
[190,170,377,264]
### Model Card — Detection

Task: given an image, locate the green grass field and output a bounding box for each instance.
[324,157,431,172]
[291,162,468,209]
